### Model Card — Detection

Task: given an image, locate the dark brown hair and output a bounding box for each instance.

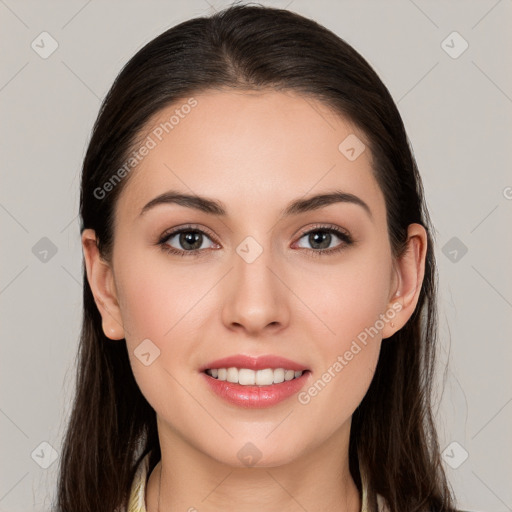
[56,2,457,511]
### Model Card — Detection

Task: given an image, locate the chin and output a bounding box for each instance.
[205,439,306,469]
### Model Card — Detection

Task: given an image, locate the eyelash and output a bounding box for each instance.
[157,223,353,258]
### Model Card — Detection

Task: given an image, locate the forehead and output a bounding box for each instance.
[115,89,385,223]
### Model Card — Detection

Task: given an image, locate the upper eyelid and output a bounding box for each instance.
[298,223,350,236]
[159,223,217,242]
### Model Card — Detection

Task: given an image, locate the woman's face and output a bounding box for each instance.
[92,89,406,467]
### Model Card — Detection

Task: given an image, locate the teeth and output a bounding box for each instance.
[273,368,284,383]
[205,367,304,385]
[239,368,255,385]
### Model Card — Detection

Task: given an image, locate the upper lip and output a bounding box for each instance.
[199,354,309,372]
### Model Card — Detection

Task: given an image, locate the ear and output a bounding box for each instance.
[81,228,125,340]
[382,223,428,339]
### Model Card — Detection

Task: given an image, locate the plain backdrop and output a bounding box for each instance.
[0,1,511,510]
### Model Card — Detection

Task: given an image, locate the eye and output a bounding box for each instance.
[293,224,353,256]
[157,223,353,258]
[158,225,218,257]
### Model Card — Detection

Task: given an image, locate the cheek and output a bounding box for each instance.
[304,250,392,343]
[296,250,390,406]
[114,252,210,371]
[114,257,199,412]
[114,244,195,339]
[118,271,171,342]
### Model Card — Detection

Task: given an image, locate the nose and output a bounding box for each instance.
[221,243,290,336]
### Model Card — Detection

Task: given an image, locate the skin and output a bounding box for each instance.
[82,89,427,512]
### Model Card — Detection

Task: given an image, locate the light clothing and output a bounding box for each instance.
[127,451,389,512]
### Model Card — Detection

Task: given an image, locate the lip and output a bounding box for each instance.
[199,354,309,372]
[201,370,311,409]
[199,354,311,409]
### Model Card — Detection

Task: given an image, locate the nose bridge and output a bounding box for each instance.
[221,232,289,333]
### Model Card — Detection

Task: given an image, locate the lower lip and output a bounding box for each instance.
[201,371,311,408]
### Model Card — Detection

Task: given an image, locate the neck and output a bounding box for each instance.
[146,422,361,512]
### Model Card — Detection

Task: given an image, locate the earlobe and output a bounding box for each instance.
[382,223,428,339]
[81,229,125,340]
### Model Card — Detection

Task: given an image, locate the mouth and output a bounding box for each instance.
[199,354,311,408]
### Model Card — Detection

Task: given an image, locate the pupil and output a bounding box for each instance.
[181,231,201,250]
[311,231,330,249]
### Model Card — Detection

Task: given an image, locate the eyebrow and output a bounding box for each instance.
[139,189,373,220]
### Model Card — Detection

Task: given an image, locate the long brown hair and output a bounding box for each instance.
[56,2,457,511]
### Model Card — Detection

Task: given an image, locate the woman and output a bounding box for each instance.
[55,3,459,511]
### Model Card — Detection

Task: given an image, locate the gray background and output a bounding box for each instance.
[1,0,511,510]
